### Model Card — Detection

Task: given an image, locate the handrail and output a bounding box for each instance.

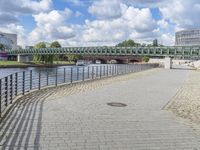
[0,64,159,117]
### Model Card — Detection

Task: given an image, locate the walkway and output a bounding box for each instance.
[0,68,200,150]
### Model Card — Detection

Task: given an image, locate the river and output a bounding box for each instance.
[0,65,76,79]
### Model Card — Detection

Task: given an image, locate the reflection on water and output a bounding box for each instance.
[0,64,109,79]
[0,66,74,79]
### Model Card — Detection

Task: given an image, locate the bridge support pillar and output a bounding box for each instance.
[17,54,30,63]
[164,57,172,69]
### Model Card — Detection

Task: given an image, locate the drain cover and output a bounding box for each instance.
[107,102,127,107]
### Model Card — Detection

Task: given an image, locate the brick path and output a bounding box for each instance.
[0,68,200,150]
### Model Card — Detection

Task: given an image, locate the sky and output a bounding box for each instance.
[0,0,199,47]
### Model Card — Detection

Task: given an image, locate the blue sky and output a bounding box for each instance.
[0,0,199,47]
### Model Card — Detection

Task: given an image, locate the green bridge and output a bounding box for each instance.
[6,46,200,58]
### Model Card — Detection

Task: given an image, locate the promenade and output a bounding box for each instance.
[0,67,200,150]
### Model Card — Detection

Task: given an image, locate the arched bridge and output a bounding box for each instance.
[6,46,200,58]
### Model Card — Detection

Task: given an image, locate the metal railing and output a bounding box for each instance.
[0,64,158,117]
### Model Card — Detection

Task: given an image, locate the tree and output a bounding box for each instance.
[142,56,150,62]
[67,54,82,62]
[0,44,5,51]
[35,42,46,49]
[34,42,47,63]
[50,41,61,48]
[50,41,62,62]
[116,39,141,47]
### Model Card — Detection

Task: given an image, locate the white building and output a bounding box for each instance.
[0,32,17,49]
[175,29,200,46]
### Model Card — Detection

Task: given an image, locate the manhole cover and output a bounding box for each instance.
[107,102,127,107]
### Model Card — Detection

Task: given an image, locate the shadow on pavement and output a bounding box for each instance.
[0,90,52,150]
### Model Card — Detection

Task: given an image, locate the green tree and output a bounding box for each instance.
[0,44,5,51]
[66,54,82,62]
[116,39,141,47]
[142,56,150,62]
[50,41,61,48]
[50,41,62,63]
[35,42,46,49]
[34,42,47,63]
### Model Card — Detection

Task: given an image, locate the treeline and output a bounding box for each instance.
[33,41,82,64]
[116,39,163,47]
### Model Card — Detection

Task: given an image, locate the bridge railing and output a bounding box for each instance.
[0,64,158,117]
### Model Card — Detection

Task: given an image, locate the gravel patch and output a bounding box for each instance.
[166,70,200,124]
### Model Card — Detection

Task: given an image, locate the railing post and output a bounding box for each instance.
[96,66,98,78]
[107,66,109,76]
[110,66,112,75]
[22,72,25,95]
[15,73,18,96]
[100,66,102,78]
[112,65,114,76]
[0,79,2,117]
[82,67,85,81]
[64,68,66,83]
[92,66,94,79]
[10,74,13,103]
[88,66,90,79]
[47,71,49,86]
[30,70,32,90]
[71,67,73,83]
[55,68,58,86]
[77,67,79,81]
[38,71,41,90]
[103,66,105,77]
[4,77,8,107]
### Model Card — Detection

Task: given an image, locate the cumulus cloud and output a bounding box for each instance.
[0,14,18,25]
[29,8,75,45]
[1,0,199,47]
[0,0,52,14]
[81,3,158,46]
[159,0,200,29]
[88,0,124,19]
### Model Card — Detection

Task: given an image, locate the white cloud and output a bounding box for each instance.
[1,0,199,47]
[29,9,75,45]
[81,3,159,46]
[88,0,123,19]
[160,33,175,46]
[0,0,53,25]
[0,0,52,14]
[159,0,200,29]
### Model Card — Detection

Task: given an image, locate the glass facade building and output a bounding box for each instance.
[175,29,200,46]
[0,32,17,49]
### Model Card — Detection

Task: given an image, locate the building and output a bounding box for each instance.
[0,52,8,60]
[0,32,17,49]
[175,29,200,46]
[153,39,158,46]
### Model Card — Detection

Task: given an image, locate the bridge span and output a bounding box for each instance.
[5,45,200,69]
[6,46,200,57]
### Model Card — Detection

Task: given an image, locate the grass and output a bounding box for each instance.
[0,61,27,66]
[0,60,75,66]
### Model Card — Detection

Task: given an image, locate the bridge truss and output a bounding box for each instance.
[6,46,200,59]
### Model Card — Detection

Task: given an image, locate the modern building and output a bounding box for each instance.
[0,32,17,49]
[153,39,158,46]
[175,29,200,46]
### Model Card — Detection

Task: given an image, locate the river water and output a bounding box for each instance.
[0,65,76,79]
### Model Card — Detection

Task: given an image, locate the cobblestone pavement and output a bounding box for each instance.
[1,68,200,150]
[166,70,200,124]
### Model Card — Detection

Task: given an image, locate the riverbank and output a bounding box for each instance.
[0,61,75,68]
[166,70,200,124]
